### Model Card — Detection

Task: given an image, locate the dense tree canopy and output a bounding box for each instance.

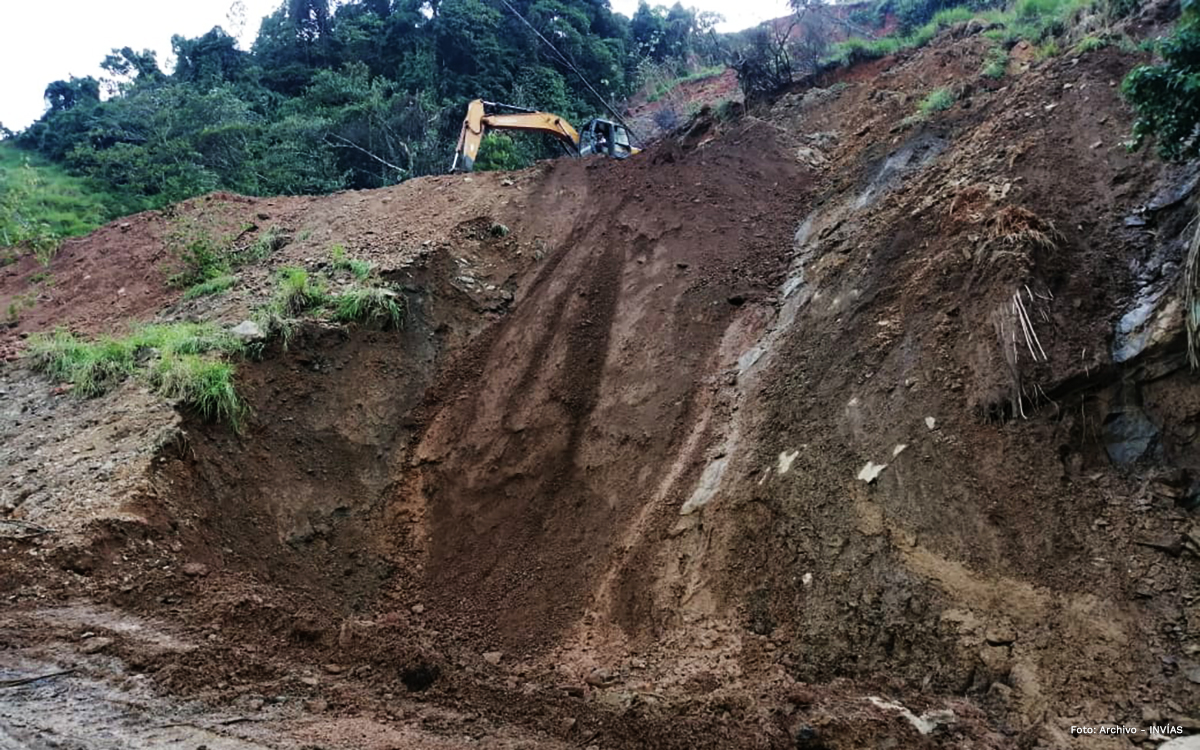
[9,0,716,209]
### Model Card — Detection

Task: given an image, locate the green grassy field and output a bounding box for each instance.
[0,141,127,246]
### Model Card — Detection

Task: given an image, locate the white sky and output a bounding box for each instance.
[0,0,789,131]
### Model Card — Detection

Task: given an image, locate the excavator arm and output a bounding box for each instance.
[452,99,581,172]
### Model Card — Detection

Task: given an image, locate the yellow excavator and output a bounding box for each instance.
[451,99,638,172]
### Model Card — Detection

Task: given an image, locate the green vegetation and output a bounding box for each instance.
[254,262,404,342]
[1073,33,1108,53]
[25,322,246,425]
[183,274,237,299]
[147,355,242,425]
[1120,0,1200,367]
[6,293,37,323]
[331,286,405,327]
[981,46,1009,78]
[241,226,287,264]
[0,142,132,264]
[167,230,231,288]
[167,222,284,289]
[273,267,327,315]
[8,0,725,210]
[253,266,328,343]
[23,256,405,426]
[714,98,741,121]
[1122,0,1200,161]
[823,0,1110,70]
[330,244,373,280]
[919,87,956,115]
[473,134,529,173]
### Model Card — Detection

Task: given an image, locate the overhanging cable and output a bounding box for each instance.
[492,0,645,147]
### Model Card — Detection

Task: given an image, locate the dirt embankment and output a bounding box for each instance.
[3,22,1200,750]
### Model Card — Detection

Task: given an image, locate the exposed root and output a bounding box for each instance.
[993,283,1054,420]
[1185,203,1200,369]
[986,205,1064,252]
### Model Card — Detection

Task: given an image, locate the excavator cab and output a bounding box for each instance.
[579,119,635,159]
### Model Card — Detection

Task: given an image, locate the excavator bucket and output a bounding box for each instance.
[452,99,488,172]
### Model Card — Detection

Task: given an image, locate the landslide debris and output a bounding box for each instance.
[3,28,1200,750]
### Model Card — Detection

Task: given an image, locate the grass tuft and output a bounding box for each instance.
[330,244,373,280]
[274,266,326,316]
[25,331,137,397]
[251,265,327,344]
[982,46,1008,78]
[239,226,287,264]
[331,286,405,328]
[183,274,237,299]
[147,354,244,427]
[1073,34,1108,53]
[24,322,247,426]
[919,88,956,116]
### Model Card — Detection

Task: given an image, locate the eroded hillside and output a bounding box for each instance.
[2,23,1199,750]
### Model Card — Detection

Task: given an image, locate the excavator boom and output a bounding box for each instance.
[452,99,581,172]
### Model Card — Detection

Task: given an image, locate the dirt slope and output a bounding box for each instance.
[3,23,1200,750]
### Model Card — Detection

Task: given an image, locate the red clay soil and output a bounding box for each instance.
[0,212,173,359]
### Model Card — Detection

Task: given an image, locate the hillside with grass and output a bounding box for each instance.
[0,142,133,265]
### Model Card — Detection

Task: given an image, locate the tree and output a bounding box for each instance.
[43,77,100,113]
[100,47,162,97]
[290,0,333,42]
[730,23,796,101]
[630,2,667,59]
[473,133,528,170]
[6,0,656,208]
[789,0,834,75]
[172,28,246,86]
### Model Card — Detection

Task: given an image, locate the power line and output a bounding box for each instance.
[492,0,645,147]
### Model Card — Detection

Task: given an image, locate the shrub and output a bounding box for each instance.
[1122,0,1200,160]
[167,231,230,288]
[168,223,287,288]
